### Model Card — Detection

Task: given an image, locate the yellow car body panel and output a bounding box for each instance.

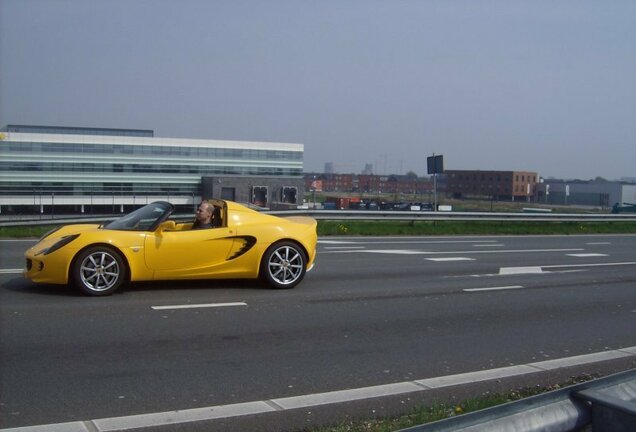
[24,200,317,292]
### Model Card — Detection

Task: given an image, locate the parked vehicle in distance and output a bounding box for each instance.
[24,200,317,296]
[612,203,636,213]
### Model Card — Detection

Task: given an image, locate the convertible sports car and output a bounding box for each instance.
[24,200,317,296]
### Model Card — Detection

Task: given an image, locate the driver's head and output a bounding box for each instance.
[196,201,213,224]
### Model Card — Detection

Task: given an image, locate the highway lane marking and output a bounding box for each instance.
[499,266,544,275]
[426,257,475,262]
[543,261,636,270]
[7,346,634,432]
[566,253,609,257]
[323,248,585,255]
[463,261,636,278]
[463,285,525,292]
[472,244,504,247]
[586,242,611,245]
[323,246,366,250]
[0,269,23,274]
[151,302,247,310]
[321,240,501,245]
[362,249,430,254]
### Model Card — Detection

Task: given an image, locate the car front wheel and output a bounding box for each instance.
[72,246,127,296]
[261,241,306,289]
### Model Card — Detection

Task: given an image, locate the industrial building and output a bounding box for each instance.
[535,180,636,209]
[0,125,304,215]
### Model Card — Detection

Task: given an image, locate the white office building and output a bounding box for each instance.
[0,125,304,214]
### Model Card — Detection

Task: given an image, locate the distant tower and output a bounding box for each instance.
[324,162,334,174]
[362,163,373,175]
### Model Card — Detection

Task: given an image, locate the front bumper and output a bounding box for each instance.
[24,252,70,285]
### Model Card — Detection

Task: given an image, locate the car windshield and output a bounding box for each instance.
[102,202,174,231]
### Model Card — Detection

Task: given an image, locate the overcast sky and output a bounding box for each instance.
[1,0,634,180]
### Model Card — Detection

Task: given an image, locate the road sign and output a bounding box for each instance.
[427,155,444,174]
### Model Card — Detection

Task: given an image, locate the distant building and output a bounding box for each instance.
[0,124,304,214]
[535,180,636,209]
[443,170,538,201]
[362,163,374,175]
[303,173,432,195]
[324,162,334,174]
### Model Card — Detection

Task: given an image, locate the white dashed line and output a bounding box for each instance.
[499,267,544,275]
[151,302,247,310]
[566,253,609,257]
[426,257,475,262]
[463,285,525,292]
[0,269,23,274]
[323,246,366,250]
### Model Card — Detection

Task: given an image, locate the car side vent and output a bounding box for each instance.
[228,236,257,260]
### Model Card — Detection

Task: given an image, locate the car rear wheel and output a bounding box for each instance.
[72,246,127,296]
[261,241,306,289]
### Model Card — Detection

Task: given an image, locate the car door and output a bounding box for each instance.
[144,227,235,277]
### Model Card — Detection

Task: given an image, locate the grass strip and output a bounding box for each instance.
[305,374,597,432]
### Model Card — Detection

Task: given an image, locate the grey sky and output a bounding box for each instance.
[1,0,634,180]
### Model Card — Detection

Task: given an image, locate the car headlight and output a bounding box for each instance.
[36,234,80,256]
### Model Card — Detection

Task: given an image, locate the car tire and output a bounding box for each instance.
[72,246,128,296]
[260,241,306,289]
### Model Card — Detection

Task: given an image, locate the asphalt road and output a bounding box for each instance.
[1,234,635,429]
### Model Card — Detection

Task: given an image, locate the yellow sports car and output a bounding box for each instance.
[24,200,317,296]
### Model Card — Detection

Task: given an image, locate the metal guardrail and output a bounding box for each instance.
[269,209,636,222]
[1,210,636,227]
[399,368,636,432]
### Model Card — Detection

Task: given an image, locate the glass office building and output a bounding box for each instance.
[0,125,304,214]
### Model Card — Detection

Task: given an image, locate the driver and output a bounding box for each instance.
[192,201,214,229]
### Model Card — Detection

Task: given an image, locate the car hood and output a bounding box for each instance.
[42,224,103,241]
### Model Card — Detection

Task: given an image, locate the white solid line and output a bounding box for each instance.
[272,382,422,410]
[0,423,90,432]
[416,365,539,389]
[93,401,274,431]
[472,244,504,247]
[543,261,636,269]
[3,346,634,432]
[586,242,611,245]
[463,285,524,292]
[566,253,609,257]
[151,302,247,310]
[0,269,23,274]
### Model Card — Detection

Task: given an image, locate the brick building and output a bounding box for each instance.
[444,170,538,201]
[304,173,432,195]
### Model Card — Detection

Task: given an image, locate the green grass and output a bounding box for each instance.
[305,376,595,432]
[0,225,59,238]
